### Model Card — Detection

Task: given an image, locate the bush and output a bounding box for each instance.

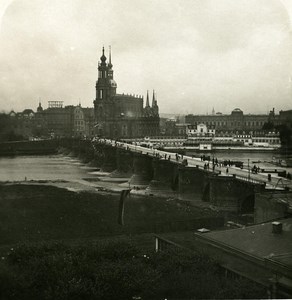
[0,240,266,299]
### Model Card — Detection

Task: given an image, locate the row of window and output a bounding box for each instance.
[98,71,107,79]
[253,139,280,143]
[75,120,84,125]
[192,121,265,126]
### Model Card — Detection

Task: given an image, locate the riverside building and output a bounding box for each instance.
[185,108,270,132]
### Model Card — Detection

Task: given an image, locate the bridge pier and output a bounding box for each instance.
[178,166,211,203]
[208,175,264,213]
[77,140,94,163]
[129,153,153,187]
[147,159,179,196]
[100,144,117,172]
[110,148,133,178]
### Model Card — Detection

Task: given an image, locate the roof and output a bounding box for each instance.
[22,109,34,114]
[196,218,292,259]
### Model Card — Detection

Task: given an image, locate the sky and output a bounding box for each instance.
[1,0,292,115]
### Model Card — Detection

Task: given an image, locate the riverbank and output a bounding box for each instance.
[0,183,222,246]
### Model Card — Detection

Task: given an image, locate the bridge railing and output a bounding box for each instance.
[233,174,263,185]
[92,139,291,190]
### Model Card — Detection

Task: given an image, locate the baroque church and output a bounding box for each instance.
[93,47,160,138]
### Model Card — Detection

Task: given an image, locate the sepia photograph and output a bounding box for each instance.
[0,0,292,299]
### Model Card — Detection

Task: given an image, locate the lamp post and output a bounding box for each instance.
[248,158,250,181]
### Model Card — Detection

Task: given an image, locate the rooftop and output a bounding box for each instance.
[196,218,292,259]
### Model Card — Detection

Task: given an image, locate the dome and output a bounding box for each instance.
[100,47,107,62]
[109,79,117,87]
[232,108,242,112]
[100,53,106,62]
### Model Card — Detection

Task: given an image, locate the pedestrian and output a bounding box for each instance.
[226,167,229,174]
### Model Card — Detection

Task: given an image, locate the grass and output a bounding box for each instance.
[0,184,219,246]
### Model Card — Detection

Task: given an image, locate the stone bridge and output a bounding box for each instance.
[65,138,291,215]
[1,138,291,217]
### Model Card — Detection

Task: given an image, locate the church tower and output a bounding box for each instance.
[93,47,160,138]
[95,47,117,101]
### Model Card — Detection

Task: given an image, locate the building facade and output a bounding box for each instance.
[185,108,269,132]
[93,47,160,138]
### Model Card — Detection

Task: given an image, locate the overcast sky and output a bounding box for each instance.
[1,0,292,115]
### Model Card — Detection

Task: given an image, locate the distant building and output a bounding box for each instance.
[37,103,94,138]
[93,47,160,138]
[279,109,292,127]
[187,123,215,137]
[73,105,95,137]
[185,108,268,132]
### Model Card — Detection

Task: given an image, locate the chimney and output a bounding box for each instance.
[272,221,282,234]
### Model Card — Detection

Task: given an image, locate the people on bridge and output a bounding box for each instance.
[252,165,258,174]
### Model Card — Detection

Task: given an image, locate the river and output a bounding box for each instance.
[0,151,291,188]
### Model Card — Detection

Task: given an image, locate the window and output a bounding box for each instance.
[99,90,103,99]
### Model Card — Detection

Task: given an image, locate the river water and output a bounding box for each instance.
[0,155,92,182]
[0,151,291,186]
[0,155,120,193]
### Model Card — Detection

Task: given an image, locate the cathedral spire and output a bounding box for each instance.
[152,90,156,107]
[146,90,150,107]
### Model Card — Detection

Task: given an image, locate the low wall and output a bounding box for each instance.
[0,140,59,156]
